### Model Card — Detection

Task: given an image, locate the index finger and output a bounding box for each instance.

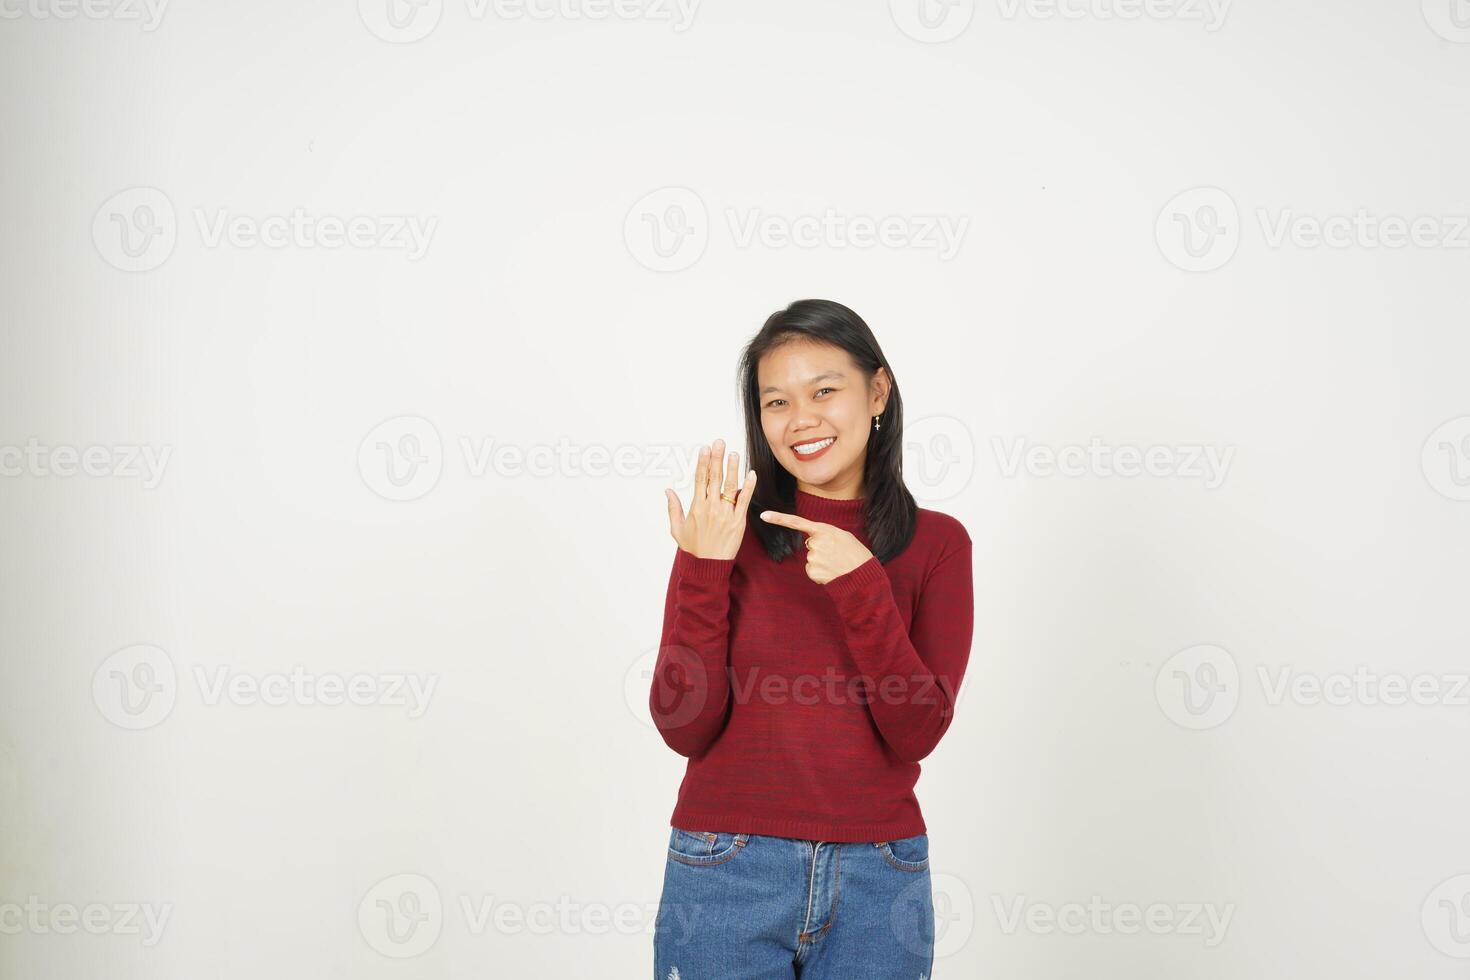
[758,510,823,533]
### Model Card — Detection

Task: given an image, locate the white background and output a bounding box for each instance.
[2,0,1469,977]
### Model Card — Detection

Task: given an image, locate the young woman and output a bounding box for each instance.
[649,299,975,978]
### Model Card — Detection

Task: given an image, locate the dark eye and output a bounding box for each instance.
[765,399,785,409]
[816,387,834,396]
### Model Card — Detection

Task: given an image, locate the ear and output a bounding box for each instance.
[869,366,891,417]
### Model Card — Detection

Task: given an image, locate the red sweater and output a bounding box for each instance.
[649,488,974,843]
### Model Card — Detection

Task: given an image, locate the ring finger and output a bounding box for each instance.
[722,448,741,503]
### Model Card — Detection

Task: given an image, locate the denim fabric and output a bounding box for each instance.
[653,827,934,978]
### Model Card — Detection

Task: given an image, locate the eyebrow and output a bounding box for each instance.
[759,371,846,396]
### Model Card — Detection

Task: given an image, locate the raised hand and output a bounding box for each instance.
[666,438,757,560]
[758,509,874,585]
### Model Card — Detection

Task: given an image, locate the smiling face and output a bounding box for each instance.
[757,338,889,499]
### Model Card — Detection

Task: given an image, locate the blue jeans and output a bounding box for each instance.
[653,827,935,978]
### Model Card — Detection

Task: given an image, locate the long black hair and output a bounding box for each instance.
[738,298,918,565]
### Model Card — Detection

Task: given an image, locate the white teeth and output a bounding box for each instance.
[793,437,834,455]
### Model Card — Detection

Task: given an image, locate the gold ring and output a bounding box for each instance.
[720,492,737,505]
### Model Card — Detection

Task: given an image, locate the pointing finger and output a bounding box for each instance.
[759,510,822,534]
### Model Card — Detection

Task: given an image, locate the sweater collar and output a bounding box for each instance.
[794,488,866,532]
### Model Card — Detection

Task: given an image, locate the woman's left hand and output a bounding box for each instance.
[758,511,874,585]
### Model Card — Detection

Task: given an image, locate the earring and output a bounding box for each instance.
[872,415,881,432]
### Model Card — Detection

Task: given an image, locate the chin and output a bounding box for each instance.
[786,456,841,478]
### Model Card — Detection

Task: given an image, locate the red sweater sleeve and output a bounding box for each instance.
[821,533,974,763]
[648,547,736,758]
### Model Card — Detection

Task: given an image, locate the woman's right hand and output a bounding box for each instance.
[665,438,757,560]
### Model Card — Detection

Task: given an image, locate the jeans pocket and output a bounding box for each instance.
[874,833,929,872]
[667,827,750,866]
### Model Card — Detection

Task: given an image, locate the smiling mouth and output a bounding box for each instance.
[791,436,836,459]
